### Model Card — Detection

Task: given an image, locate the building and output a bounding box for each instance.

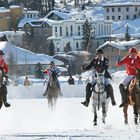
[23,10,40,20]
[48,19,113,53]
[103,2,140,21]
[0,6,23,31]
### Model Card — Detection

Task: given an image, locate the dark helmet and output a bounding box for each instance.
[0,50,5,55]
[50,61,55,65]
[129,47,137,54]
[96,49,104,54]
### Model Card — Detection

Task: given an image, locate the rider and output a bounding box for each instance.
[116,47,140,107]
[0,50,10,107]
[81,49,116,107]
[43,61,61,96]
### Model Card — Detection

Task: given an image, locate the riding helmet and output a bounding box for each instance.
[96,49,104,54]
[129,47,137,54]
[0,50,5,55]
[50,61,55,65]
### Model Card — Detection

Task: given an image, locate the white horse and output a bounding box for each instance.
[92,71,110,125]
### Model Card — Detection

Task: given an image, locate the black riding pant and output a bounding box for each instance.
[1,84,8,104]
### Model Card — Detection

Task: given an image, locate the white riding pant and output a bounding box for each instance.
[121,75,135,87]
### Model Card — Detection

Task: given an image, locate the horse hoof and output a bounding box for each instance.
[125,121,128,125]
[94,122,97,126]
[135,118,138,125]
[102,120,105,124]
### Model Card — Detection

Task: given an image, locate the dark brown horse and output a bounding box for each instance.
[45,71,61,110]
[0,67,6,109]
[123,69,140,124]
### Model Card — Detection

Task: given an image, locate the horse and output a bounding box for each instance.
[123,69,140,124]
[45,71,61,109]
[0,67,6,109]
[92,71,110,126]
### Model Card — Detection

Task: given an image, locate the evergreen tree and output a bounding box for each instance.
[125,24,131,41]
[81,20,92,51]
[48,40,55,56]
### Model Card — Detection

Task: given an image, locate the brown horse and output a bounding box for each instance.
[123,69,140,124]
[45,71,61,110]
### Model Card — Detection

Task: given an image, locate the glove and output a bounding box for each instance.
[82,65,86,70]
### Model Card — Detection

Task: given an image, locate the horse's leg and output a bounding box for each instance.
[0,95,3,109]
[139,111,140,123]
[93,106,97,126]
[102,102,106,124]
[123,105,128,124]
[133,103,139,125]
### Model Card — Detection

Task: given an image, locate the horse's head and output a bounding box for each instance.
[93,71,106,94]
[51,71,57,80]
[49,71,57,87]
[94,71,105,85]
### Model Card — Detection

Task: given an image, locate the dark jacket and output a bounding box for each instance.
[83,57,112,79]
[68,78,75,85]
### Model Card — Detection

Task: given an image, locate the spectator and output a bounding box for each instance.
[24,76,30,86]
[77,76,83,85]
[68,75,75,85]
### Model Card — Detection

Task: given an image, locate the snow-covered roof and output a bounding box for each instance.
[0,7,10,13]
[53,54,76,61]
[103,2,140,7]
[45,10,72,20]
[67,51,92,56]
[98,40,140,50]
[0,41,63,65]
[23,11,39,14]
[37,54,64,65]
[9,5,21,9]
[18,18,53,28]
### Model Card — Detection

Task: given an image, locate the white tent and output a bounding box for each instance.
[0,41,63,66]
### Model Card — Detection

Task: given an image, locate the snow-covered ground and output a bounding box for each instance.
[0,71,140,140]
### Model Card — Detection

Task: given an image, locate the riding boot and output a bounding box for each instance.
[43,85,48,96]
[119,84,128,107]
[106,84,116,106]
[81,83,92,107]
[2,85,10,107]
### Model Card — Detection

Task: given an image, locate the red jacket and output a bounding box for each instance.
[0,58,8,74]
[116,55,140,76]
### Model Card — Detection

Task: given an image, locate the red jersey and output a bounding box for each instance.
[0,58,8,74]
[116,55,140,76]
